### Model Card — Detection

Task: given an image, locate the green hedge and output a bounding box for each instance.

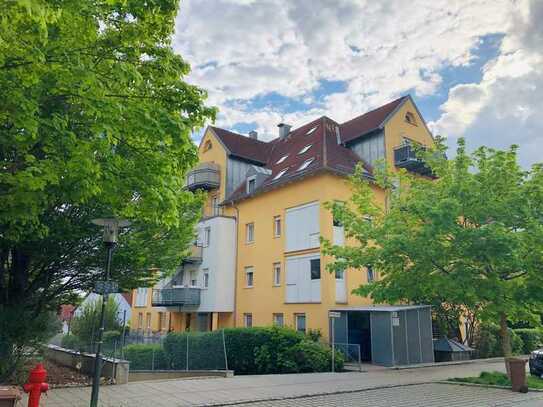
[514,329,543,354]
[474,324,524,358]
[124,344,169,370]
[163,326,343,374]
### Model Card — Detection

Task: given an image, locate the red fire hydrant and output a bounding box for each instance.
[23,364,49,407]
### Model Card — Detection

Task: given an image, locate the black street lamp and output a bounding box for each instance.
[90,218,130,407]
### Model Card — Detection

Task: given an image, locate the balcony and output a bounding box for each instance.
[185,163,220,191]
[152,287,201,307]
[183,244,203,264]
[393,144,432,176]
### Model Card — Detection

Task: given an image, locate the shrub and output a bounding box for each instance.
[70,297,121,345]
[61,334,80,350]
[474,324,523,358]
[290,340,344,372]
[124,344,169,370]
[514,329,543,354]
[163,330,226,370]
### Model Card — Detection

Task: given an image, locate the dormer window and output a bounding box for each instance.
[405,112,417,126]
[276,154,288,164]
[298,144,312,155]
[306,126,317,135]
[273,168,288,181]
[247,176,256,194]
[297,158,314,171]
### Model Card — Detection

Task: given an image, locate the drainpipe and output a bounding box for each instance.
[233,204,240,327]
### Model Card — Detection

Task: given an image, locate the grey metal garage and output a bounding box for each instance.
[330,305,434,367]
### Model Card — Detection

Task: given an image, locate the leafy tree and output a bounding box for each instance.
[0,0,215,380]
[70,296,121,348]
[323,139,543,357]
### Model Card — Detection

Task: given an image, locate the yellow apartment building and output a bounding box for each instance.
[131,95,436,364]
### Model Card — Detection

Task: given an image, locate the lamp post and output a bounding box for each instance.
[90,218,130,407]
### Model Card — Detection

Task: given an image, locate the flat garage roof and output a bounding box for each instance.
[330,305,431,312]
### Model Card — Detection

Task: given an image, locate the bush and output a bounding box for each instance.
[61,334,80,350]
[124,344,169,370]
[474,324,524,358]
[514,328,543,354]
[163,326,342,375]
[70,297,121,346]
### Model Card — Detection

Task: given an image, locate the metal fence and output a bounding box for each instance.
[334,343,362,371]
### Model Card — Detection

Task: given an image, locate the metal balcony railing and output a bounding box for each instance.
[183,244,203,264]
[151,287,201,307]
[393,144,432,176]
[185,162,220,191]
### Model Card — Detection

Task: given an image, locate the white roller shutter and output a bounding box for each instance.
[285,202,320,252]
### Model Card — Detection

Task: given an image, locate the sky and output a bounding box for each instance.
[173,0,543,167]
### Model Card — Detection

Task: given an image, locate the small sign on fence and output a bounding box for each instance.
[328,311,341,319]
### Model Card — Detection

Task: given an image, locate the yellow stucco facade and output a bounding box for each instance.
[130,96,435,339]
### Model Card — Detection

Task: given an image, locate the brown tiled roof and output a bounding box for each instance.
[216,96,409,204]
[340,96,407,143]
[210,126,273,164]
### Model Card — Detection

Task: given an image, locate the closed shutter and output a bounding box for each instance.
[285,202,319,252]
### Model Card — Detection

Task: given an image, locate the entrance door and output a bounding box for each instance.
[348,312,372,362]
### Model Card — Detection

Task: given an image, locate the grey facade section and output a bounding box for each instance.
[226,157,254,197]
[347,130,385,166]
[370,312,393,367]
[418,307,435,363]
[407,310,422,363]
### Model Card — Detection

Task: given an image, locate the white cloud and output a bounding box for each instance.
[431,0,543,166]
[174,0,542,165]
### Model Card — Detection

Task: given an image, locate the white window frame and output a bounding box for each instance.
[297,158,314,171]
[246,223,255,243]
[245,266,254,288]
[135,288,148,307]
[244,313,253,328]
[273,313,284,327]
[246,175,256,194]
[298,144,312,155]
[203,268,209,289]
[276,155,288,164]
[146,312,152,331]
[295,313,306,333]
[204,227,211,247]
[190,270,198,287]
[212,196,219,216]
[273,168,288,181]
[306,126,317,135]
[273,215,281,237]
[273,262,281,286]
[137,312,143,330]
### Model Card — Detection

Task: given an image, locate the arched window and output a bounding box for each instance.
[405,112,417,126]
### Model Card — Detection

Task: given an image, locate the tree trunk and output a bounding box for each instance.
[499,311,512,357]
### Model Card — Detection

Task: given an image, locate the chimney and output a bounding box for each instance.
[277,123,292,139]
[249,130,258,140]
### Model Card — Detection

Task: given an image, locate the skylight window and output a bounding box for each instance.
[306,126,317,135]
[276,154,288,164]
[273,168,288,180]
[297,158,314,171]
[298,144,312,155]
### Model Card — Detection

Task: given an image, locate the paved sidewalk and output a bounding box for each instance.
[28,359,533,406]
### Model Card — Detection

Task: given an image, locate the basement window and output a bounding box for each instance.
[273,168,288,180]
[298,144,312,155]
[276,154,289,164]
[297,158,314,171]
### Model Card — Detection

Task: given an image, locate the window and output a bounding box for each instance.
[298,144,312,155]
[137,312,143,330]
[204,227,211,247]
[297,158,314,171]
[203,140,212,151]
[245,266,254,287]
[146,313,151,331]
[246,223,255,243]
[244,313,253,328]
[135,288,148,307]
[273,313,284,327]
[203,269,209,288]
[276,155,288,164]
[190,270,197,287]
[295,314,306,333]
[212,196,219,216]
[335,269,345,279]
[273,262,281,286]
[273,216,281,237]
[405,112,417,125]
[285,201,320,252]
[273,168,288,181]
[310,258,321,280]
[306,126,317,135]
[247,176,256,194]
[158,312,166,331]
[367,265,375,282]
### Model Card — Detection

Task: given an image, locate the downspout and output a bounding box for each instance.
[232,204,240,327]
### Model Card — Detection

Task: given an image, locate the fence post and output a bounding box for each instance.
[152,347,155,371]
[357,344,362,372]
[186,334,189,372]
[222,329,228,371]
